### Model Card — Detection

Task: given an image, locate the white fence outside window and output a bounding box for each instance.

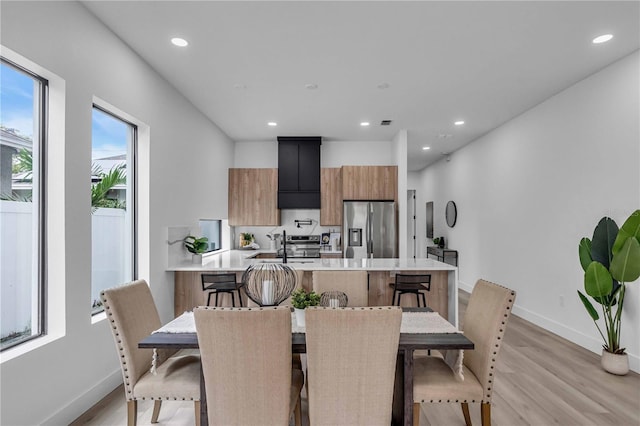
[1,202,126,338]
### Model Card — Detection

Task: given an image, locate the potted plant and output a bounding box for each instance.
[290,288,320,327]
[577,210,640,375]
[240,232,254,248]
[184,235,208,264]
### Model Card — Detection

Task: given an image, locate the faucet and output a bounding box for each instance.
[282,230,287,263]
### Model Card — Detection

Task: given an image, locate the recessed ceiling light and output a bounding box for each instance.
[592,34,613,44]
[171,37,189,47]
[454,120,465,126]
[422,146,431,150]
[360,122,370,127]
[305,84,318,90]
[267,122,277,127]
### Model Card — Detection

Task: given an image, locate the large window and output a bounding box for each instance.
[91,106,136,314]
[0,58,47,350]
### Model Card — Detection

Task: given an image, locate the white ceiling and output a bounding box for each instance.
[82,1,639,171]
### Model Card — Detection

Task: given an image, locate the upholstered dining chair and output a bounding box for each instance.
[312,270,369,306]
[101,280,201,426]
[412,279,516,426]
[305,307,402,425]
[194,306,304,426]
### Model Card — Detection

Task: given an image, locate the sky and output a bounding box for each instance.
[0,61,35,139]
[1,61,128,160]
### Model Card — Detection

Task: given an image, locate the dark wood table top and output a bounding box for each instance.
[138,307,473,426]
[138,307,473,351]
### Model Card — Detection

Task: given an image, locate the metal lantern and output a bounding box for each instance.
[241,263,298,306]
[320,290,349,308]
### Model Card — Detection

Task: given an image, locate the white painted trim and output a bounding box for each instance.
[512,304,639,373]
[0,45,67,364]
[460,279,639,372]
[41,368,122,425]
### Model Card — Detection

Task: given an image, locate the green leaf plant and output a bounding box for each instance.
[184,235,209,254]
[290,288,321,310]
[577,210,640,354]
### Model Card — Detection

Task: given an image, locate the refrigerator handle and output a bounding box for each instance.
[367,204,374,258]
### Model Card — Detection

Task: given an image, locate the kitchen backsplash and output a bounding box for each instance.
[232,209,340,250]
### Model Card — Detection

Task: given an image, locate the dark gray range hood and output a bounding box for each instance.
[278,136,321,209]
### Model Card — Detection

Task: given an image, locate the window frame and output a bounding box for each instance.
[90,103,138,315]
[0,57,48,351]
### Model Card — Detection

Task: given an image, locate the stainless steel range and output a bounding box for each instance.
[277,234,321,258]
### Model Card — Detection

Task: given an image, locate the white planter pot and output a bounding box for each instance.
[192,253,203,264]
[601,350,629,375]
[294,308,306,327]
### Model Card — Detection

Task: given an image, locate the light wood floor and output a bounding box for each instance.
[72,291,640,426]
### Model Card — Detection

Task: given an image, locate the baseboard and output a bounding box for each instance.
[457,280,638,373]
[458,280,473,294]
[42,368,122,425]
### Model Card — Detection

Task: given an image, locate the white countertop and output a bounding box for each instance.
[168,249,457,272]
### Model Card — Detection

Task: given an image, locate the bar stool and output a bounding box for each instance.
[390,274,431,307]
[201,273,244,307]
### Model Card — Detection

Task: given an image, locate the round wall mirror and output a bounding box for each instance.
[446,201,457,227]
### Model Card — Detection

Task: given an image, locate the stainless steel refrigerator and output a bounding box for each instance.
[343,201,397,259]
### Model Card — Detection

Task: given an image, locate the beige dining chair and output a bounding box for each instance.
[101,280,201,426]
[312,270,369,306]
[412,279,516,426]
[194,306,304,426]
[305,307,402,425]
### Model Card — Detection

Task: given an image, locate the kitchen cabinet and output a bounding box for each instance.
[320,167,342,225]
[342,165,398,201]
[228,168,280,226]
[277,136,321,208]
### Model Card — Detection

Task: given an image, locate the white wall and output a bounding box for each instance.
[0,2,234,425]
[413,51,640,372]
[393,131,408,259]
[234,139,395,168]
[234,140,278,167]
[321,140,395,167]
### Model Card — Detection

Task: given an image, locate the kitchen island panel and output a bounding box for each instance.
[170,250,459,324]
[367,271,448,317]
[175,269,450,319]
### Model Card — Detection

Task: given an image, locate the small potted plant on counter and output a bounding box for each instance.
[291,288,320,327]
[578,210,640,375]
[239,232,255,248]
[184,235,208,264]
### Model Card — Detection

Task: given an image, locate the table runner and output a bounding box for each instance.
[151,310,464,380]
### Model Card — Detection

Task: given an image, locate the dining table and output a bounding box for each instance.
[138,307,474,426]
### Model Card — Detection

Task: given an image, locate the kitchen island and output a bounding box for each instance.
[169,250,460,326]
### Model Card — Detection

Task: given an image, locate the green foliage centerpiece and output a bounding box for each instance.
[291,288,320,327]
[577,210,640,373]
[291,288,321,310]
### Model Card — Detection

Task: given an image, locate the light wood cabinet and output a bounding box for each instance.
[342,165,398,201]
[320,167,342,225]
[228,168,280,226]
[175,269,449,316]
